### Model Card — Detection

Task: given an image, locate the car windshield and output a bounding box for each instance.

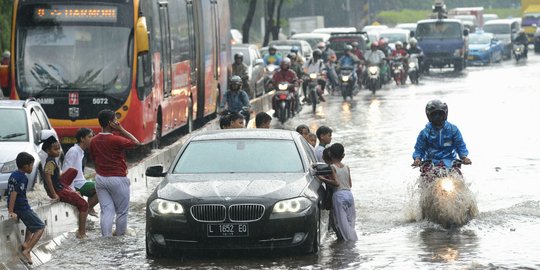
[232,48,252,66]
[483,24,510,34]
[0,109,29,141]
[469,34,492,44]
[379,33,407,43]
[173,139,304,173]
[290,37,321,49]
[416,22,462,39]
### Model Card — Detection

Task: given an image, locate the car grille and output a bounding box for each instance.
[190,204,226,222]
[190,204,265,222]
[229,204,265,222]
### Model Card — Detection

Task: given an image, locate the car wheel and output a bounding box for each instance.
[298,207,319,254]
[146,234,164,258]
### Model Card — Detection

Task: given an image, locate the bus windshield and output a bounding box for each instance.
[416,22,462,40]
[15,2,133,98]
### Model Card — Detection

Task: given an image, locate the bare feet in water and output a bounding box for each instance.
[88,209,98,217]
[21,248,33,264]
[76,231,87,239]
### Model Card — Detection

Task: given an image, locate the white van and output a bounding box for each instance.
[483,19,521,59]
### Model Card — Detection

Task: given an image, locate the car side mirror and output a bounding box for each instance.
[146,165,166,177]
[312,163,332,176]
[254,59,264,66]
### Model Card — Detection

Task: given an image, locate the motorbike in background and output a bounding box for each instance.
[391,56,407,85]
[305,72,321,114]
[263,64,279,92]
[366,65,381,94]
[513,44,526,63]
[339,66,355,100]
[416,160,478,229]
[274,82,294,124]
[408,54,420,84]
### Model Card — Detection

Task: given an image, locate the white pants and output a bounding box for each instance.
[332,190,358,241]
[95,175,131,237]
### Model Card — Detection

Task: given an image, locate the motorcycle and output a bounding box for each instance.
[305,72,321,114]
[513,44,526,63]
[408,54,420,84]
[417,160,478,229]
[391,56,407,85]
[365,65,381,94]
[339,66,355,100]
[263,64,279,92]
[274,81,294,124]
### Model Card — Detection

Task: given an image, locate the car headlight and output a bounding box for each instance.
[1,160,17,173]
[270,197,312,218]
[453,49,462,57]
[149,198,185,215]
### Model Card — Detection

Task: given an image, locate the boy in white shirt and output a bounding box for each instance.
[62,128,98,216]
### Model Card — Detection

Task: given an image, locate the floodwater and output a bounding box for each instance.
[38,55,540,269]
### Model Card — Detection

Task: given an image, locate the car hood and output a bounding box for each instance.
[157,173,310,201]
[0,142,33,163]
[468,44,489,51]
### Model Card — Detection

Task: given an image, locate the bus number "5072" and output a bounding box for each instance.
[92,98,109,105]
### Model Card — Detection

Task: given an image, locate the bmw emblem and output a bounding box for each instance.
[224,197,231,201]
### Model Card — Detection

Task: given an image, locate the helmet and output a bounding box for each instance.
[317,42,326,49]
[230,75,243,88]
[370,41,379,49]
[2,51,10,58]
[234,52,244,60]
[287,52,297,60]
[425,99,448,126]
[351,41,359,47]
[409,38,417,46]
[395,41,403,48]
[290,46,299,53]
[344,44,353,51]
[280,57,291,68]
[312,49,322,58]
[269,45,277,51]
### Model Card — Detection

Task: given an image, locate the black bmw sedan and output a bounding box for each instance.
[145,129,332,257]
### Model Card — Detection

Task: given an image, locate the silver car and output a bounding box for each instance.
[0,99,57,196]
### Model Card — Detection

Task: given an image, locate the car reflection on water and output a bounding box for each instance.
[145,129,332,258]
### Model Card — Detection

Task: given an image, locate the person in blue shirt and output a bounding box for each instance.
[412,100,472,168]
[6,152,45,265]
[263,45,282,66]
[220,75,252,126]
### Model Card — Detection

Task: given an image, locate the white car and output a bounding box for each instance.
[290,33,330,49]
[0,99,58,196]
[379,28,411,50]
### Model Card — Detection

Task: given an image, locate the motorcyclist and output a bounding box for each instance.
[231,52,251,96]
[337,45,360,89]
[350,41,365,61]
[412,99,472,169]
[324,51,339,94]
[287,52,304,80]
[263,45,282,66]
[513,29,529,58]
[271,57,299,116]
[378,38,391,57]
[220,75,252,126]
[390,41,409,80]
[319,41,335,63]
[302,49,326,103]
[407,38,425,73]
[363,42,387,85]
[290,46,304,65]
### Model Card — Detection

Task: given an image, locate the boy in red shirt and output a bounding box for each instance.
[89,109,140,237]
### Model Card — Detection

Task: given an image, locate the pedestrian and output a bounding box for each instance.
[42,135,89,239]
[62,128,99,217]
[6,152,45,265]
[327,143,358,241]
[89,109,141,237]
[307,133,317,149]
[315,126,333,162]
[255,112,272,128]
[219,113,231,129]
[228,112,246,129]
[295,124,310,140]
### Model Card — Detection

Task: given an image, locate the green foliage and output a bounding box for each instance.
[0,0,13,52]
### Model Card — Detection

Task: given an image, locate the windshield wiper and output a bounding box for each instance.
[33,85,71,98]
[0,133,26,139]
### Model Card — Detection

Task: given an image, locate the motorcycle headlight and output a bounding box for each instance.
[408,62,416,69]
[270,197,312,218]
[278,83,289,90]
[149,199,185,215]
[439,178,455,193]
[1,160,17,173]
[453,49,462,57]
[309,73,318,79]
[368,66,378,74]
[341,75,350,82]
[267,66,276,72]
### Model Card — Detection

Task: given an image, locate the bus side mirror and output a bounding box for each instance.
[136,17,149,54]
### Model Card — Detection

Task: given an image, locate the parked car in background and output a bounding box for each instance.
[467,31,504,65]
[0,99,57,196]
[379,28,411,50]
[483,13,499,23]
[290,32,330,49]
[231,44,266,98]
[395,23,418,35]
[483,19,521,59]
[361,24,389,34]
[268,40,313,62]
[328,32,369,59]
[312,27,357,35]
[145,129,332,257]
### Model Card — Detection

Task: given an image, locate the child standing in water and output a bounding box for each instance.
[328,143,358,241]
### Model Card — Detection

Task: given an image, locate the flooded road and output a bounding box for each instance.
[38,56,540,269]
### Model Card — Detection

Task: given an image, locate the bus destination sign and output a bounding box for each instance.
[34,6,117,23]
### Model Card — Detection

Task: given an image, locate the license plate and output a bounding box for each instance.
[61,137,77,144]
[467,56,474,60]
[207,223,248,237]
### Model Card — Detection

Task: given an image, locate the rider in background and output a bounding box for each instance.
[302,49,326,102]
[407,38,425,72]
[290,46,304,65]
[288,52,304,82]
[513,29,529,58]
[263,45,282,66]
[231,52,251,96]
[390,41,409,75]
[220,75,252,125]
[271,57,299,116]
[412,99,472,168]
[319,41,335,63]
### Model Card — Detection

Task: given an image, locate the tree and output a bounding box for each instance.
[242,0,257,43]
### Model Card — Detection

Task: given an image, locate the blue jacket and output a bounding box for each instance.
[412,121,469,168]
[220,90,250,113]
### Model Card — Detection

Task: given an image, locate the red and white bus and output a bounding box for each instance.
[1,0,231,145]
